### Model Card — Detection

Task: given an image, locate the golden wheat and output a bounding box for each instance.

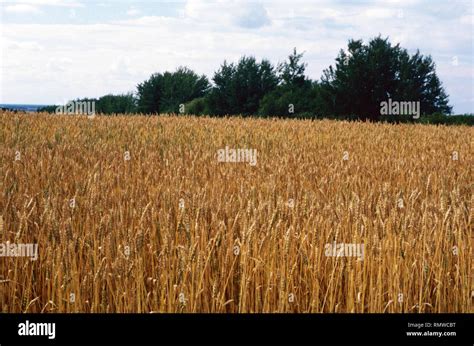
[0,111,472,313]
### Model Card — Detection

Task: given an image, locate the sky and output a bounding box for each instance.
[0,0,473,113]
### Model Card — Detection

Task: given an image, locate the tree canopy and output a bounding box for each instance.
[40,36,461,123]
[136,67,210,114]
[319,36,452,120]
[259,48,318,118]
[207,56,279,116]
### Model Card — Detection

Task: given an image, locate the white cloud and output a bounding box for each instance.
[184,0,270,29]
[3,37,44,50]
[126,7,140,16]
[4,4,41,13]
[459,14,473,25]
[3,0,83,7]
[364,8,397,19]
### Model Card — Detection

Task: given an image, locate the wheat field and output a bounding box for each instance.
[0,111,472,313]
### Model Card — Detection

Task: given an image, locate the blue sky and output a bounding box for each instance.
[0,0,472,113]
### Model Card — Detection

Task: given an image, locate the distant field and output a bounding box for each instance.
[0,112,472,313]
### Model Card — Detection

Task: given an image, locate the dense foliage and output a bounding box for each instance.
[136,67,210,114]
[38,36,472,124]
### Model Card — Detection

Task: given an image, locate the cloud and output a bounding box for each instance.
[184,0,270,29]
[4,4,41,13]
[364,8,397,19]
[459,14,473,25]
[5,0,83,7]
[126,7,140,16]
[3,37,44,50]
[233,2,270,29]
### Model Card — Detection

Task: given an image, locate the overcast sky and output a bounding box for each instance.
[0,0,472,113]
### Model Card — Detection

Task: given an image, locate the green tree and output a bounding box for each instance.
[183,97,210,116]
[207,56,278,116]
[97,93,137,114]
[259,48,318,117]
[278,48,307,87]
[136,74,162,113]
[319,36,451,121]
[137,67,210,114]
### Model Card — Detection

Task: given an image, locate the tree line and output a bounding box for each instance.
[39,36,473,125]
